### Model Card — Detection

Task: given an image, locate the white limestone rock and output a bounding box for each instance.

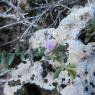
[3,4,95,95]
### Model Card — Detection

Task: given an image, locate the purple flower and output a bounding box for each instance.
[44,39,56,49]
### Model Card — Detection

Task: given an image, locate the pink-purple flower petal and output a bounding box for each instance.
[44,40,56,49]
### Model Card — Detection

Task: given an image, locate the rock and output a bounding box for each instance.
[1,4,95,95]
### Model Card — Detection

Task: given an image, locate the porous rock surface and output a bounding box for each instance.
[1,4,95,95]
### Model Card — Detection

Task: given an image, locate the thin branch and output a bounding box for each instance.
[0,22,21,30]
[0,14,16,19]
[20,9,49,39]
[0,38,19,47]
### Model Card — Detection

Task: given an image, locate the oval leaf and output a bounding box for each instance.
[54,67,62,79]
[15,42,20,53]
[0,51,6,64]
[7,54,15,65]
[67,69,76,80]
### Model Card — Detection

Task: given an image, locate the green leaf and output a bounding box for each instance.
[33,47,45,58]
[39,47,45,56]
[55,55,62,62]
[0,51,6,64]
[44,55,51,60]
[21,54,27,64]
[53,54,67,63]
[66,64,76,80]
[21,54,24,60]
[66,64,75,68]
[15,42,20,53]
[84,37,90,44]
[7,54,15,65]
[0,54,1,64]
[67,69,76,80]
[54,67,62,79]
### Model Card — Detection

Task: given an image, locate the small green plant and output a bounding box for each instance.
[79,20,95,44]
[32,39,76,80]
[45,43,69,63]
[0,42,28,66]
[53,64,76,80]
[65,64,76,79]
[32,47,45,62]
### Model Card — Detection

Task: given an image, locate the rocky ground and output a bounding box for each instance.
[1,0,95,95]
[0,3,95,95]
